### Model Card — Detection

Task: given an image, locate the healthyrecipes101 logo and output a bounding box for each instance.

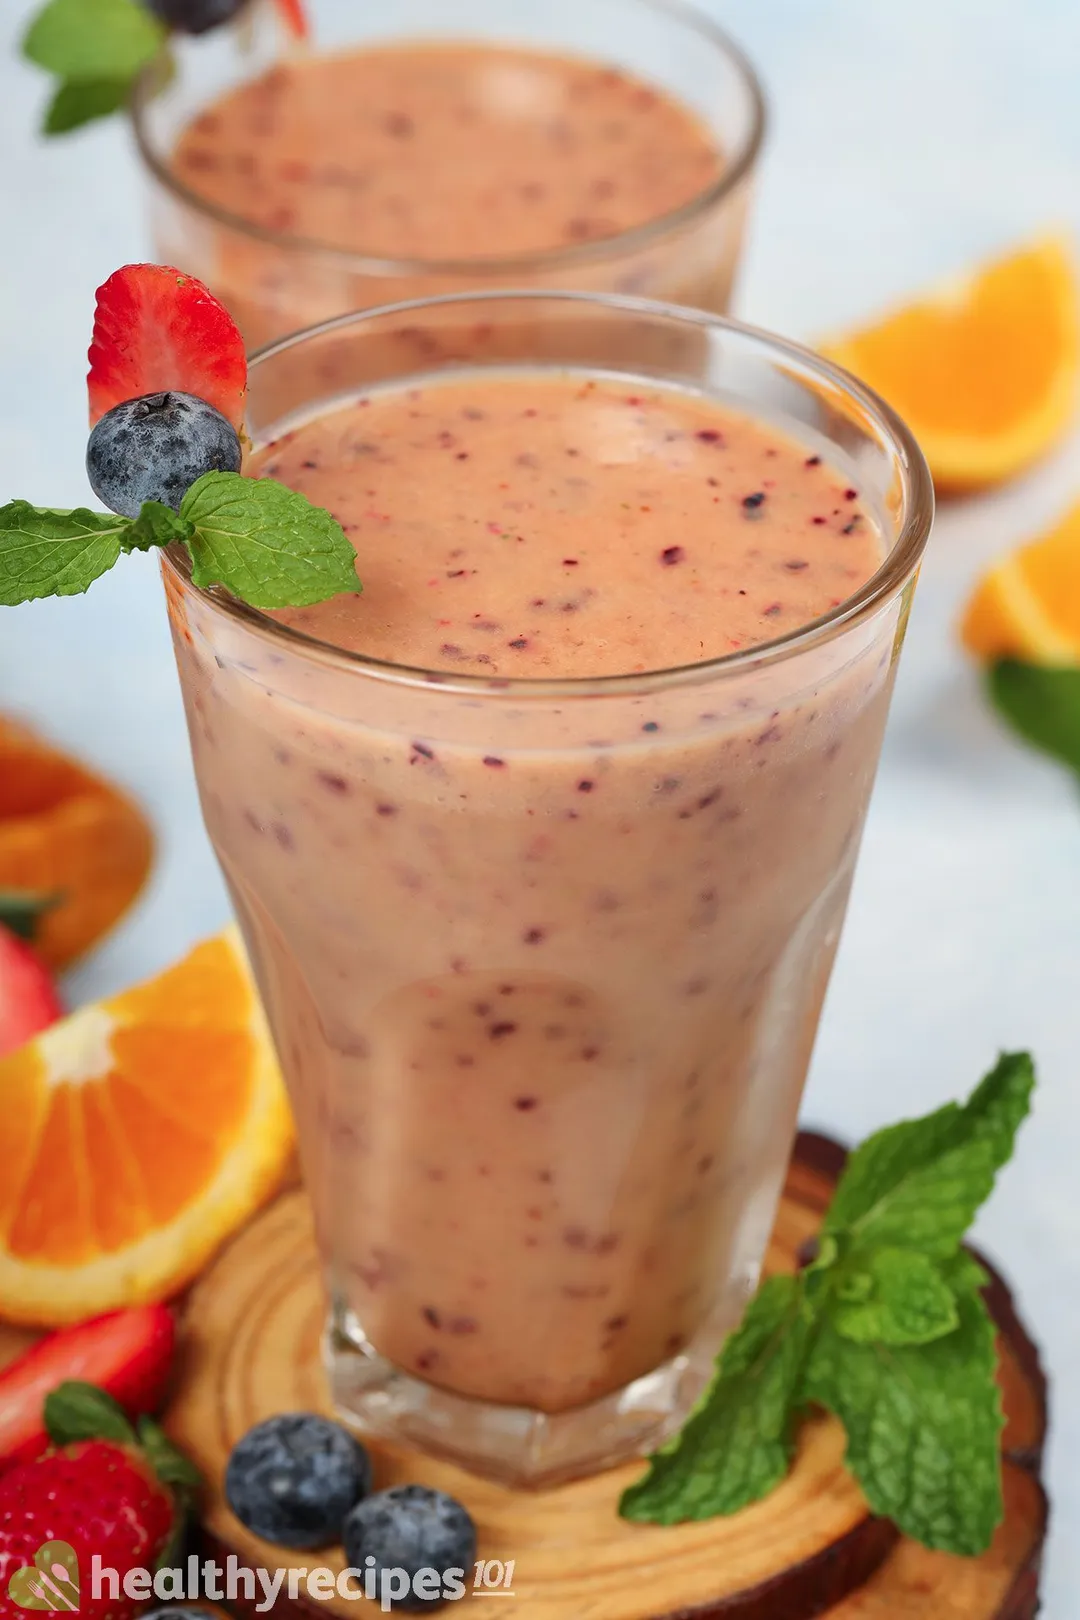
[7,1543,518,1613]
[7,1542,80,1611]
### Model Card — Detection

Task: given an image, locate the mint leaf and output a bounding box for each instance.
[939,1249,991,1295]
[44,76,131,134]
[124,501,193,553]
[181,472,360,610]
[988,659,1080,777]
[823,1052,1034,1256]
[802,1287,1003,1554]
[45,1381,137,1447]
[620,1275,811,1524]
[0,501,128,604]
[23,0,164,81]
[0,889,62,942]
[833,1249,959,1347]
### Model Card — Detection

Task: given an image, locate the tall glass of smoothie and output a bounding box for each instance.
[161,290,932,1487]
[132,0,765,347]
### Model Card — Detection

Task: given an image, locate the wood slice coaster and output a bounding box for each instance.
[158,1131,1047,1619]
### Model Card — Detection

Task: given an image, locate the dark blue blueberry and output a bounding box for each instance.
[145,0,248,34]
[142,1610,221,1620]
[224,1413,371,1549]
[342,1486,477,1611]
[86,391,242,519]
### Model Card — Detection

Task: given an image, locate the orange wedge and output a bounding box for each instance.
[0,718,154,970]
[0,927,293,1325]
[824,236,1080,490]
[961,498,1080,665]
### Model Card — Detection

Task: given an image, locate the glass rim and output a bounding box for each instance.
[130,0,767,278]
[162,288,935,702]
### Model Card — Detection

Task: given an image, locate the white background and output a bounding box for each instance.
[1,0,1079,1606]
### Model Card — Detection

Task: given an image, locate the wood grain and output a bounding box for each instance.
[159,1131,1047,1618]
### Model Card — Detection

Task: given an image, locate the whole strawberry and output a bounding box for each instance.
[0,1385,199,1620]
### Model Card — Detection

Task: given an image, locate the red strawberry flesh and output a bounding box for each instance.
[0,926,62,1060]
[0,1306,175,1471]
[0,1441,174,1620]
[87,264,247,430]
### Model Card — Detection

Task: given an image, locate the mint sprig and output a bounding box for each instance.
[0,475,361,611]
[620,1052,1035,1557]
[23,0,166,135]
[988,659,1080,779]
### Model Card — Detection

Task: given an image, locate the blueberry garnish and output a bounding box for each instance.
[142,1610,222,1620]
[145,0,249,35]
[342,1485,478,1611]
[224,1412,372,1549]
[86,390,242,519]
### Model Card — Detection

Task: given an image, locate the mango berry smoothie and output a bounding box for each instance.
[141,4,763,346]
[168,361,898,1451]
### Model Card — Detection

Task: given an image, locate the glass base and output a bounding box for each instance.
[324,1287,747,1489]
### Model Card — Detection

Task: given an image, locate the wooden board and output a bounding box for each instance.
[161,1132,1047,1619]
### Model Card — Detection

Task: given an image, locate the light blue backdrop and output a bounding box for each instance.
[2,0,1078,1607]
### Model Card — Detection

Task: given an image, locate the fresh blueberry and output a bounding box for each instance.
[142,1610,221,1620]
[224,1412,371,1549]
[86,391,242,519]
[342,1486,477,1611]
[145,0,249,34]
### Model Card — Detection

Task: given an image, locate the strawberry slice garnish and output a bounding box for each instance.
[0,924,61,1059]
[275,0,309,41]
[87,264,247,430]
[0,1307,175,1471]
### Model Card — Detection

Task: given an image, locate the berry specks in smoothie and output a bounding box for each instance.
[173,42,723,262]
[257,373,882,679]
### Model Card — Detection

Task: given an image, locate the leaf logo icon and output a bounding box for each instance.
[7,1541,80,1611]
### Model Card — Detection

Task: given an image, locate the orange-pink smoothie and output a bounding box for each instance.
[171,372,891,1414]
[163,43,734,344]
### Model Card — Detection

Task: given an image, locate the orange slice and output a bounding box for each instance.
[961,498,1080,664]
[0,718,154,970]
[824,236,1080,490]
[0,928,294,1325]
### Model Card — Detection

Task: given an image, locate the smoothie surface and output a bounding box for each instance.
[255,372,883,678]
[172,41,723,258]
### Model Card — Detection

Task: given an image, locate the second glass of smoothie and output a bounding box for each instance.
[133,0,765,347]
[162,290,932,1487]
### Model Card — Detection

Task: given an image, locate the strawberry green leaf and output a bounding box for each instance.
[0,502,129,603]
[180,471,361,610]
[138,1415,203,1493]
[0,889,63,942]
[23,0,164,82]
[44,76,132,135]
[45,1380,137,1447]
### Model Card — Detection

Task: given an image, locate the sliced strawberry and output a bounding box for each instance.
[87,264,247,430]
[0,924,62,1059]
[275,0,309,41]
[0,1307,176,1471]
